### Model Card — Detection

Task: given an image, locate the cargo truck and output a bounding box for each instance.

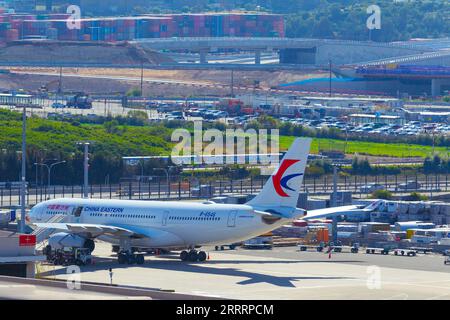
[67,93,93,109]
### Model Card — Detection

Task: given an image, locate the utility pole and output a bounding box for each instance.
[329,59,332,97]
[19,106,27,234]
[58,66,62,94]
[231,69,234,97]
[140,62,144,97]
[331,164,339,244]
[332,165,338,207]
[77,142,90,198]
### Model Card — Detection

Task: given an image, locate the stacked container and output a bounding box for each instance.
[0,12,285,42]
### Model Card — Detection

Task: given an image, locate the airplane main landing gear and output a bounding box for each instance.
[117,238,144,265]
[180,250,207,262]
[117,251,145,265]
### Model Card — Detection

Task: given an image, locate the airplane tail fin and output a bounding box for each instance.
[247,137,311,209]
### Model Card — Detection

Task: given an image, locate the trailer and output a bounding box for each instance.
[410,247,433,254]
[214,243,240,251]
[365,247,390,255]
[298,244,325,252]
[242,234,273,250]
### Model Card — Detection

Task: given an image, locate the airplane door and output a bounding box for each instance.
[162,211,169,226]
[72,206,83,223]
[227,210,237,227]
[36,207,44,221]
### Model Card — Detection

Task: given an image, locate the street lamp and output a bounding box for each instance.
[34,160,66,187]
[125,159,144,181]
[154,166,176,197]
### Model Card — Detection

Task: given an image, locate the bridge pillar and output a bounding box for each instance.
[255,50,261,65]
[199,50,208,64]
[431,79,442,97]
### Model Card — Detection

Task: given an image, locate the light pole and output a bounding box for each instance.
[155,167,175,197]
[77,142,90,198]
[126,159,144,181]
[138,160,144,180]
[19,106,27,234]
[34,160,66,187]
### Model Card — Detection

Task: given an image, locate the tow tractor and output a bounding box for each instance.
[444,250,450,265]
[393,248,417,257]
[43,246,92,266]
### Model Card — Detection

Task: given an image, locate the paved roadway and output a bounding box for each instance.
[38,241,450,300]
[1,99,158,119]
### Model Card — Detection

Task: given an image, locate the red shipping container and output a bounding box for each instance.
[6,29,19,41]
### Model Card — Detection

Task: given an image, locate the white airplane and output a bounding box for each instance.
[28,137,381,265]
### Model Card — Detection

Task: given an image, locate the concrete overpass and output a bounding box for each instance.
[135,37,433,66]
[344,50,450,97]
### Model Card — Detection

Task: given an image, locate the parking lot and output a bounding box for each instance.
[278,116,449,136]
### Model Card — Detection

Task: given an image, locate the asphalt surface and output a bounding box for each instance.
[0,280,151,300]
[220,246,450,273]
[35,241,450,300]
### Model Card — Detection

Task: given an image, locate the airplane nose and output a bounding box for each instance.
[26,205,39,223]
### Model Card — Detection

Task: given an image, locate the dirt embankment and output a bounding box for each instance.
[0,65,320,95]
[0,41,173,65]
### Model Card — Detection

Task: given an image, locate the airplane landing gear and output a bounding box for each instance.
[117,238,144,265]
[180,250,207,262]
[117,251,145,265]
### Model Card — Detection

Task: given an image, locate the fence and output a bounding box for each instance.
[2,173,449,208]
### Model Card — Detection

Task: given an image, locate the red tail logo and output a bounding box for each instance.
[272,159,303,197]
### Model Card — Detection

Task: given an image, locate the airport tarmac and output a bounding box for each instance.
[37,241,450,300]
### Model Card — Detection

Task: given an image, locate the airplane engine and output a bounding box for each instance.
[48,232,95,252]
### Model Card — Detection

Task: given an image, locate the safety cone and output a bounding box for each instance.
[207,252,210,260]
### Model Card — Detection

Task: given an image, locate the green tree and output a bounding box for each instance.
[371,189,392,200]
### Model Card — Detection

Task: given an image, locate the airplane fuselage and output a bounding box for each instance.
[29,198,289,249]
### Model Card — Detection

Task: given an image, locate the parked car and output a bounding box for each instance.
[51,102,65,109]
[360,183,386,193]
[398,181,421,190]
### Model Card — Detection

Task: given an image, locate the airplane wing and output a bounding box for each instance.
[300,200,384,221]
[32,223,146,238]
[302,205,363,220]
